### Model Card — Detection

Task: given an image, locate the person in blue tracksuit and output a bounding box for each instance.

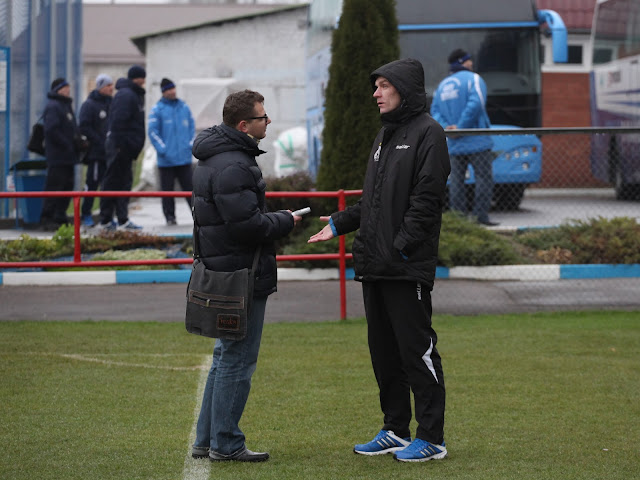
[40,78,80,230]
[148,78,195,225]
[78,74,113,227]
[431,48,498,226]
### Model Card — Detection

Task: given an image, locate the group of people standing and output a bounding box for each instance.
[188,48,498,465]
[38,48,495,465]
[39,65,195,231]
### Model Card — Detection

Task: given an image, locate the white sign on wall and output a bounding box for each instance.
[0,58,7,112]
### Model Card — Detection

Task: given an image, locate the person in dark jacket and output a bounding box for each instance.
[148,78,195,225]
[78,74,113,227]
[40,77,80,230]
[190,89,301,463]
[309,58,451,462]
[98,65,146,231]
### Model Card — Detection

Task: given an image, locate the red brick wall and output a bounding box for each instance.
[539,72,606,187]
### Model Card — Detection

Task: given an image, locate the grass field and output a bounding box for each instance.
[1,312,639,480]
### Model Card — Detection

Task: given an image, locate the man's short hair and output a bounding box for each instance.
[223,90,265,127]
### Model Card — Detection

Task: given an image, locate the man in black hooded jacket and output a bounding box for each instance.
[98,65,146,230]
[190,89,300,463]
[309,58,451,462]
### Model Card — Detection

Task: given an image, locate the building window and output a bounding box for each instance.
[567,45,583,64]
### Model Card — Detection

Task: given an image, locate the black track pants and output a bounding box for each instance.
[362,280,445,444]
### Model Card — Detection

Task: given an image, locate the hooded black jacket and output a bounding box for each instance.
[331,58,451,289]
[79,89,112,162]
[43,92,79,166]
[107,78,145,159]
[191,124,294,297]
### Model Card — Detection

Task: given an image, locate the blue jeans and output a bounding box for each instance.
[194,296,268,456]
[449,150,494,223]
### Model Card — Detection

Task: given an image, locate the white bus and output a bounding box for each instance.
[590,0,640,199]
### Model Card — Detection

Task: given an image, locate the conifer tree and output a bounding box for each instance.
[316,0,399,192]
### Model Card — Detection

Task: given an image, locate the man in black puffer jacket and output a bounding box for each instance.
[309,58,451,462]
[78,74,113,227]
[98,65,146,230]
[40,77,80,230]
[190,90,299,463]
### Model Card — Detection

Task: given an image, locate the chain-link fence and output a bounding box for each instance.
[438,126,640,286]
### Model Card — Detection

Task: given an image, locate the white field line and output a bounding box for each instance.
[18,352,208,371]
[182,355,211,480]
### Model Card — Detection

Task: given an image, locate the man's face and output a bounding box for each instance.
[99,83,114,97]
[163,87,177,100]
[463,59,474,71]
[132,77,145,87]
[373,76,401,114]
[57,85,71,97]
[245,102,271,140]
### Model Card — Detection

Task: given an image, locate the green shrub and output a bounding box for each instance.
[438,212,524,267]
[517,216,640,264]
[316,0,399,192]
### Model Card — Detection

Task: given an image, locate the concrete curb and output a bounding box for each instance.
[2,264,640,286]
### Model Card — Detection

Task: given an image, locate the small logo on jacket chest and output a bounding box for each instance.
[396,144,410,150]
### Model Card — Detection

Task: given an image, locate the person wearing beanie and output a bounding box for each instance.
[77,73,114,227]
[127,65,146,80]
[148,77,195,225]
[40,78,81,230]
[98,65,146,231]
[308,58,450,462]
[431,48,497,226]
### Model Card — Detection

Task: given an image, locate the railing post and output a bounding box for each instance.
[338,189,347,320]
[73,195,81,263]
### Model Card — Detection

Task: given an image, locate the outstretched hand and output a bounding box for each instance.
[308,216,335,243]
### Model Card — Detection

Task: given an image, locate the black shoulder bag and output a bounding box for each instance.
[185,216,261,341]
[27,116,45,156]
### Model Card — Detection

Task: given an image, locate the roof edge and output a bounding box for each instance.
[131,3,309,55]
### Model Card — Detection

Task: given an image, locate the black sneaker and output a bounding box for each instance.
[192,445,209,459]
[209,446,269,462]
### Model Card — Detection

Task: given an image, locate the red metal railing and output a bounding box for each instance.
[0,189,362,319]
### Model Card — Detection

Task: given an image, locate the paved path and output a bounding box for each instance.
[1,277,638,323]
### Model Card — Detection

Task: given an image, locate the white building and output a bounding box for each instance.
[130,4,309,176]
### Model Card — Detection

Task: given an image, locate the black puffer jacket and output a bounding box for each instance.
[43,92,79,166]
[79,89,112,161]
[331,58,451,289]
[107,78,145,159]
[191,124,294,297]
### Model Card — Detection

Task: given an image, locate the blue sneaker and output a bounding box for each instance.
[118,220,143,231]
[98,220,117,232]
[393,439,447,462]
[354,429,411,456]
[81,215,95,228]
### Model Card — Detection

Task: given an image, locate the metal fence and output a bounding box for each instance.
[1,127,639,303]
[444,127,640,224]
[0,0,83,217]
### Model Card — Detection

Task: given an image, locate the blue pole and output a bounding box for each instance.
[2,47,10,218]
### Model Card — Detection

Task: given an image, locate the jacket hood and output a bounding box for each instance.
[46,91,73,104]
[115,77,145,95]
[192,123,265,161]
[89,89,112,103]
[370,58,428,126]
